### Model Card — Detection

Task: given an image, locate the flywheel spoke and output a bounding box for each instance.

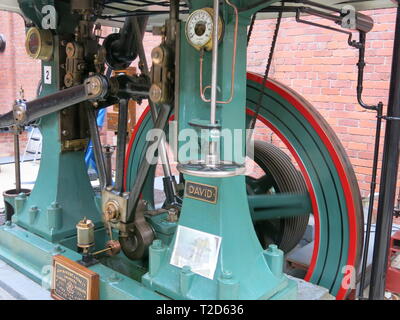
[248,193,312,221]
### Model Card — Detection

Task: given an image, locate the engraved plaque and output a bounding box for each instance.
[51,255,99,300]
[185,181,218,204]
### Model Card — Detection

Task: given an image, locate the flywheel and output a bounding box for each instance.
[250,140,309,254]
[124,73,364,299]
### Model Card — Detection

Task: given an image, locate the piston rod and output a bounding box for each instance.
[13,128,21,194]
[87,105,108,190]
[210,0,220,126]
[132,15,178,197]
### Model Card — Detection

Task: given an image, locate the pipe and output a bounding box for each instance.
[200,0,239,105]
[356,32,379,111]
[369,3,400,300]
[358,105,383,299]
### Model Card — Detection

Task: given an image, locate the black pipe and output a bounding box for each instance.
[369,3,400,300]
[358,105,383,299]
[348,28,385,299]
[356,32,379,111]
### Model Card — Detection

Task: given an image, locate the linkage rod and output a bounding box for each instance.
[87,105,108,190]
[0,75,108,129]
[132,15,177,194]
[114,99,129,193]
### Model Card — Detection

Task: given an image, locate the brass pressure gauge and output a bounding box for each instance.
[185,8,224,51]
[25,27,54,61]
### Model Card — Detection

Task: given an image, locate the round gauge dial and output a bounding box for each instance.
[25,27,53,61]
[27,32,40,56]
[185,8,223,51]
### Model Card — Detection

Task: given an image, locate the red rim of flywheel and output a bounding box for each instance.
[124,72,360,300]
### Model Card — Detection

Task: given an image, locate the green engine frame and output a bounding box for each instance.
[0,0,363,300]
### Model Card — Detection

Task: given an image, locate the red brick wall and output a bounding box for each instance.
[0,11,41,157]
[248,8,396,198]
[0,8,398,198]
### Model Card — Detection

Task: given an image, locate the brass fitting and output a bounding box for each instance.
[25,27,53,61]
[104,200,121,221]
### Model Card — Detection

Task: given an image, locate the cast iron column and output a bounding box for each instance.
[369,1,400,300]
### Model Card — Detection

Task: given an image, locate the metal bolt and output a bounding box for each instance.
[18,192,26,199]
[268,244,278,253]
[152,239,162,249]
[149,84,162,103]
[104,201,119,221]
[221,270,233,279]
[108,273,120,283]
[51,201,58,208]
[167,208,178,222]
[181,265,192,274]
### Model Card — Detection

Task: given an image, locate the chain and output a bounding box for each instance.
[248,2,284,132]
[247,13,257,45]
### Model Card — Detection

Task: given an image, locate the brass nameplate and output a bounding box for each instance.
[185,181,218,204]
[51,255,99,300]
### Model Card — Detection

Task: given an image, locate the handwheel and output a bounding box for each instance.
[124,73,363,299]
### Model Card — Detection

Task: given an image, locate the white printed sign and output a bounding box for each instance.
[170,225,222,280]
[43,66,52,84]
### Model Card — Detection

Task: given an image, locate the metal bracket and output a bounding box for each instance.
[101,188,130,232]
[381,116,400,121]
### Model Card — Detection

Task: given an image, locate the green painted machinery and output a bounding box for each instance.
[0,0,379,300]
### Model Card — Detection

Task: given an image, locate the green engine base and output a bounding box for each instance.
[0,223,165,300]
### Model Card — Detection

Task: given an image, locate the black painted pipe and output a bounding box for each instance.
[369,2,400,300]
